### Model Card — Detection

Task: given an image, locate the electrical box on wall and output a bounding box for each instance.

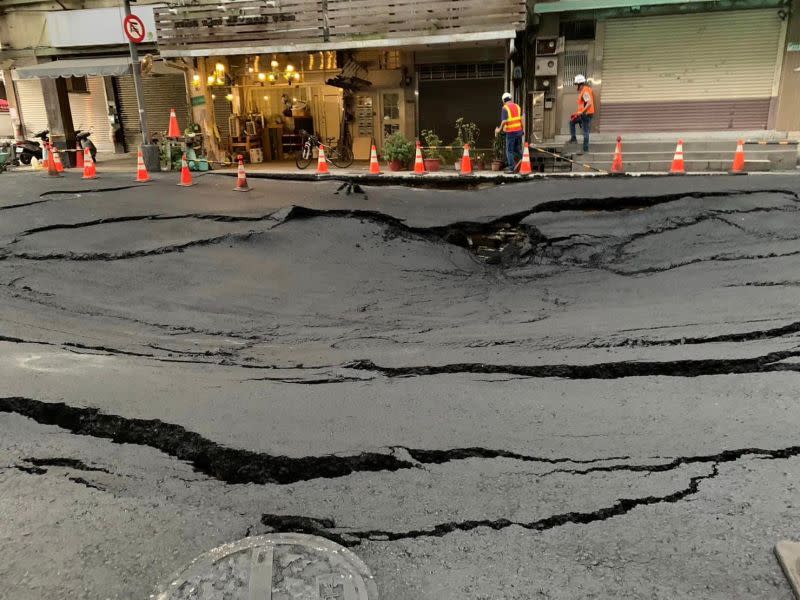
[535,56,558,77]
[535,37,564,56]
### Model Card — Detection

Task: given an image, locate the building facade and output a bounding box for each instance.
[529,0,799,141]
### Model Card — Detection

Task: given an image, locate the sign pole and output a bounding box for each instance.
[122,0,159,171]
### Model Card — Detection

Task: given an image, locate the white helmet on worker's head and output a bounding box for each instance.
[574,74,587,85]
[501,92,513,102]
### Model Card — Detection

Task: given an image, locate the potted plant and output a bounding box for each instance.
[420,129,443,172]
[475,152,486,171]
[492,131,506,171]
[382,132,415,171]
[452,118,480,172]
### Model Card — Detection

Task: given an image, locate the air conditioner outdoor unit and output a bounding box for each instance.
[535,37,564,56]
[535,56,558,77]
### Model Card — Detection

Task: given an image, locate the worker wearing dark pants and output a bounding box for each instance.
[569,74,595,155]
[496,92,524,173]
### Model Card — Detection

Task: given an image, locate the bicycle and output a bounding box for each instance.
[295,131,354,169]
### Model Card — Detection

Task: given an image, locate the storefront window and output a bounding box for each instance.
[382,92,400,137]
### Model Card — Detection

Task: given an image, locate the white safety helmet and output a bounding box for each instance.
[574,74,587,85]
[501,92,513,102]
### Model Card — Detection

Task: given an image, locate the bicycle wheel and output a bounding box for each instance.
[329,145,354,169]
[295,144,313,169]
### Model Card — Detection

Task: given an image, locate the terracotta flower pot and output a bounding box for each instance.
[388,159,404,172]
[491,160,504,171]
[476,160,485,171]
[423,158,441,172]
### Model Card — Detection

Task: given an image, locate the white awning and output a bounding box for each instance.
[13,57,131,80]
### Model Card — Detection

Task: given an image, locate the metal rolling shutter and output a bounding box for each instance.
[14,79,48,138]
[114,73,189,151]
[68,77,115,154]
[418,63,504,148]
[601,10,782,131]
[213,90,232,150]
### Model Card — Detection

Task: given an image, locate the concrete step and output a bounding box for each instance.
[571,159,771,173]
[560,147,796,170]
[560,141,798,154]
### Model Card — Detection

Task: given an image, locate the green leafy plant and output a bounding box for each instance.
[382,132,415,165]
[420,129,443,161]
[454,117,480,149]
[492,131,506,164]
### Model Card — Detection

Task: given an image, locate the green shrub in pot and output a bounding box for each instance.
[382,133,415,170]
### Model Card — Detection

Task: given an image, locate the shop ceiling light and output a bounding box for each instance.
[258,72,267,82]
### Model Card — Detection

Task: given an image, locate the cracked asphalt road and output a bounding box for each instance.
[1,171,800,599]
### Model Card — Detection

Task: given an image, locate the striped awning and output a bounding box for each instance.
[13,57,131,80]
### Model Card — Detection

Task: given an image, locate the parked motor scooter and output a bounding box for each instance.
[76,130,97,163]
[16,130,49,165]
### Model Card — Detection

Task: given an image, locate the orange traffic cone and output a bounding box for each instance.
[46,145,61,177]
[52,145,65,171]
[45,144,54,172]
[234,155,251,192]
[177,153,193,186]
[316,144,330,174]
[519,143,532,175]
[611,136,625,174]
[460,144,473,175]
[168,108,181,138]
[731,139,746,173]
[81,147,97,180]
[670,139,685,175]
[135,148,150,183]
[52,145,64,173]
[369,144,382,174]
[413,141,425,175]
[76,144,84,169]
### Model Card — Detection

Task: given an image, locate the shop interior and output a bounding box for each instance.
[197,52,352,163]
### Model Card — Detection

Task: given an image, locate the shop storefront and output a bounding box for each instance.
[12,58,134,155]
[155,0,527,164]
[180,50,414,162]
[533,1,789,138]
[599,9,786,132]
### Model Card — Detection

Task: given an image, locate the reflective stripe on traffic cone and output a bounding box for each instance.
[316,144,330,174]
[611,136,625,174]
[135,148,150,183]
[731,139,746,173]
[670,139,685,175]
[52,146,64,173]
[81,147,97,180]
[460,144,473,175]
[47,145,62,177]
[234,155,251,192]
[76,144,84,169]
[369,145,381,174]
[413,141,425,175]
[168,107,181,138]
[519,143,532,175]
[177,153,194,186]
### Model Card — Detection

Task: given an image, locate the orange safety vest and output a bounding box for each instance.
[578,85,595,115]
[503,101,523,133]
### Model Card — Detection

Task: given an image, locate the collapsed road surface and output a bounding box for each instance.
[1,171,800,599]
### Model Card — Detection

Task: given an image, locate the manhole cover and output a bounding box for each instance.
[153,533,378,600]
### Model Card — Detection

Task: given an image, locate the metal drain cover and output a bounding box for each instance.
[153,533,378,600]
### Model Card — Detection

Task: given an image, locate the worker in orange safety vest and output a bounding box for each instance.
[495,92,524,173]
[569,74,595,155]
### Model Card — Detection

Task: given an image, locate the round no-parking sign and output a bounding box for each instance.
[123,14,146,44]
